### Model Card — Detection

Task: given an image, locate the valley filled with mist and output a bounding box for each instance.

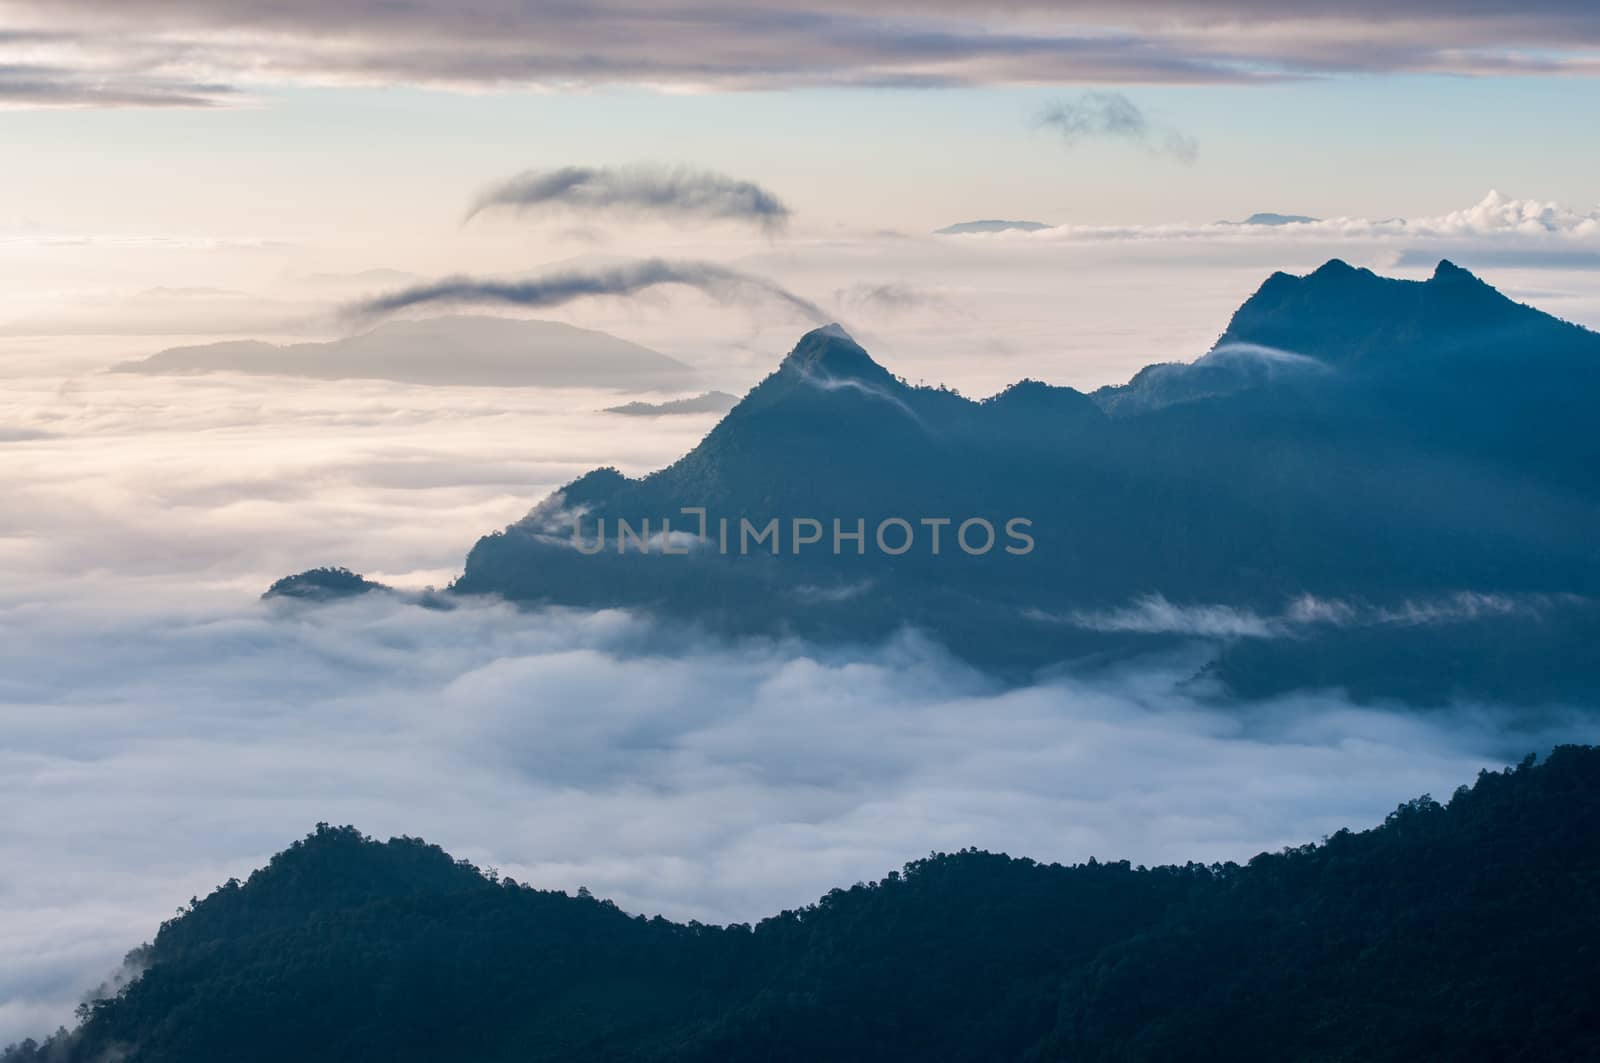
[7,247,1600,1048]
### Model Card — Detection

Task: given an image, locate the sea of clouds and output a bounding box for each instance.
[5,210,1600,1045]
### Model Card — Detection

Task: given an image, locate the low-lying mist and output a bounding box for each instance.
[4,301,1598,1048]
[4,591,1595,1045]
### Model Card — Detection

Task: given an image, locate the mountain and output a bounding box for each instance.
[1224,211,1319,225]
[605,390,739,416]
[934,219,1051,235]
[117,315,695,388]
[449,262,1600,699]
[277,261,1600,703]
[1218,258,1593,365]
[14,746,1600,1063]
[1093,258,1599,412]
[449,324,1118,674]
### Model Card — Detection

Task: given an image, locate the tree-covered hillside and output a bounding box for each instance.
[10,746,1600,1063]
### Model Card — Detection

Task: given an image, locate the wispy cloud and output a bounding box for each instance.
[1038,92,1198,162]
[0,29,239,107]
[351,259,829,323]
[1065,591,1572,638]
[0,63,234,107]
[832,282,946,313]
[468,165,791,233]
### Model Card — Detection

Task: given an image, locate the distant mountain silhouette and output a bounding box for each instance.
[15,746,1600,1062]
[934,219,1050,234]
[605,390,739,416]
[1223,211,1319,225]
[118,315,694,388]
[279,261,1600,704]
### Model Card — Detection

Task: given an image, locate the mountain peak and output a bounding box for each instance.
[1240,212,1319,226]
[1308,257,1363,280]
[1428,258,1489,287]
[779,323,897,386]
[1219,257,1555,364]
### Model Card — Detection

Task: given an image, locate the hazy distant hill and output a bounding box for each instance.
[118,315,695,388]
[15,746,1600,1063]
[605,390,739,416]
[1223,211,1320,225]
[934,219,1051,234]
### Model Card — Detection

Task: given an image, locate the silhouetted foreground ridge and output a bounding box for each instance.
[11,746,1600,1062]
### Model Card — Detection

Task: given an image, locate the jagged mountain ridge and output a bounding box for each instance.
[283,260,1600,702]
[1094,258,1599,413]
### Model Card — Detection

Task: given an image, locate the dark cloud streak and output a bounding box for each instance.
[1039,92,1198,162]
[467,166,792,232]
[353,259,829,324]
[833,282,946,313]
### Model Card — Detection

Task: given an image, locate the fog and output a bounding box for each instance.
[4,334,1598,1045]
[8,594,1593,1046]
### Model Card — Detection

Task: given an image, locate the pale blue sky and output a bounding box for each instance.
[5,75,1598,242]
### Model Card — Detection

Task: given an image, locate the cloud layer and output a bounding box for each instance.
[945,191,1600,261]
[5,1,1600,105]
[468,166,792,232]
[5,592,1593,1048]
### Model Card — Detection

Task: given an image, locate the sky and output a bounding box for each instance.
[5,1,1600,386]
[4,0,1600,1048]
[5,69,1600,394]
